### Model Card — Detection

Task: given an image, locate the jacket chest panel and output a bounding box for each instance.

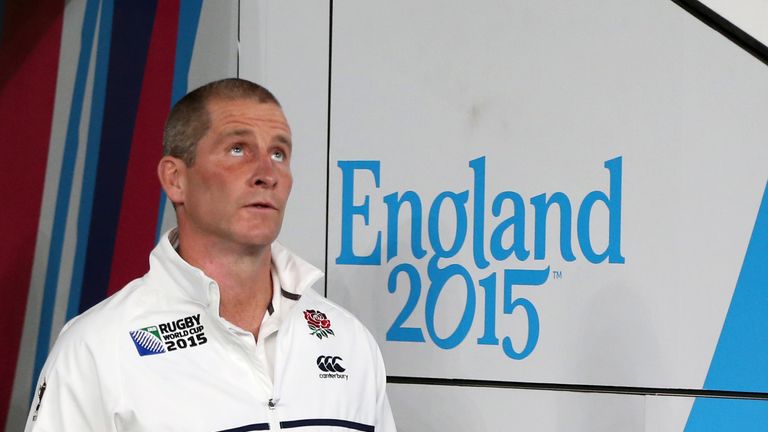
[117,311,274,431]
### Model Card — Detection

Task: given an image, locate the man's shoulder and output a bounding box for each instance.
[37,276,158,382]
[56,262,193,344]
[48,269,205,371]
[293,288,379,344]
[56,276,155,342]
[299,288,359,322]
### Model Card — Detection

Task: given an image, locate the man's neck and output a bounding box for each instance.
[177,232,274,338]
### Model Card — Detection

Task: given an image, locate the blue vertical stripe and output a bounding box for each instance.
[31,0,101,401]
[78,0,158,313]
[66,0,115,319]
[155,0,203,241]
[170,0,203,105]
[685,181,768,430]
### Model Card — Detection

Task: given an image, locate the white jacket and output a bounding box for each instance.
[26,231,396,431]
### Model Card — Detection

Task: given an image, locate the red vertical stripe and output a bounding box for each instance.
[0,0,63,425]
[107,0,180,295]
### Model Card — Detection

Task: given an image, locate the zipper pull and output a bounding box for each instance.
[268,398,276,410]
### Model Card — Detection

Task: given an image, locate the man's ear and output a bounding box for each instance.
[158,156,186,205]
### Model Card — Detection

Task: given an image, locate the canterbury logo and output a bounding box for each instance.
[317,355,346,373]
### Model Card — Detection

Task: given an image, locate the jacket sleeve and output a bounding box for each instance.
[372,338,398,431]
[375,385,397,432]
[24,326,117,432]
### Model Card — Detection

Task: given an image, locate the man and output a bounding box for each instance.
[26,78,396,431]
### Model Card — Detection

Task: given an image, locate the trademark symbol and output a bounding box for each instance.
[552,270,563,279]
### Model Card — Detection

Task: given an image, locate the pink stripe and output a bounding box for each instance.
[0,0,63,425]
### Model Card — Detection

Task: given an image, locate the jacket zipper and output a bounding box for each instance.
[267,398,280,431]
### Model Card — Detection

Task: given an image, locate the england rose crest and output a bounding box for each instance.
[303,309,334,339]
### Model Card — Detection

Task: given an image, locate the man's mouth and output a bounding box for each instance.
[247,201,276,210]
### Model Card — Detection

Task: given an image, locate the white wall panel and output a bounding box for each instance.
[389,384,645,432]
[325,0,768,390]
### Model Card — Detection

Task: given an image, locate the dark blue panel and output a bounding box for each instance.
[281,418,375,432]
[216,423,270,432]
[79,0,157,312]
[0,0,5,43]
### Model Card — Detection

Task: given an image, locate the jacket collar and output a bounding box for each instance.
[149,229,324,308]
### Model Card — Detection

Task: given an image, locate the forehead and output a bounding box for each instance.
[205,97,291,137]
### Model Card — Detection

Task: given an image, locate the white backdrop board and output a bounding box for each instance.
[326,0,768,390]
[388,383,646,432]
[240,0,768,430]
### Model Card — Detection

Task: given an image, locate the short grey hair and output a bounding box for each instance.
[162,78,281,166]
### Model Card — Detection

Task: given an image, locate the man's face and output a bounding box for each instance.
[176,98,293,249]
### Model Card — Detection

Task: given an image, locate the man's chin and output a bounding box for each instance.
[234,230,280,248]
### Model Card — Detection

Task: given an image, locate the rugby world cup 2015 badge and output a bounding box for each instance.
[129,314,208,357]
[129,326,166,356]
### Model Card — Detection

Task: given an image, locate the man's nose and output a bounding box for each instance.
[250,151,277,188]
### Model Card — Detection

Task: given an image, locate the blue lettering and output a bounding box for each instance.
[337,156,626,362]
[384,191,427,262]
[336,160,382,265]
[469,157,490,269]
[425,260,476,349]
[530,192,576,262]
[501,268,548,359]
[577,156,625,263]
[386,263,426,342]
[428,191,469,259]
[490,191,529,261]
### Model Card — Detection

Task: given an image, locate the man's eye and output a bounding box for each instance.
[271,150,285,161]
[229,145,244,156]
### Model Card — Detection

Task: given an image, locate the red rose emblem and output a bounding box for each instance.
[303,309,335,339]
[303,311,318,326]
